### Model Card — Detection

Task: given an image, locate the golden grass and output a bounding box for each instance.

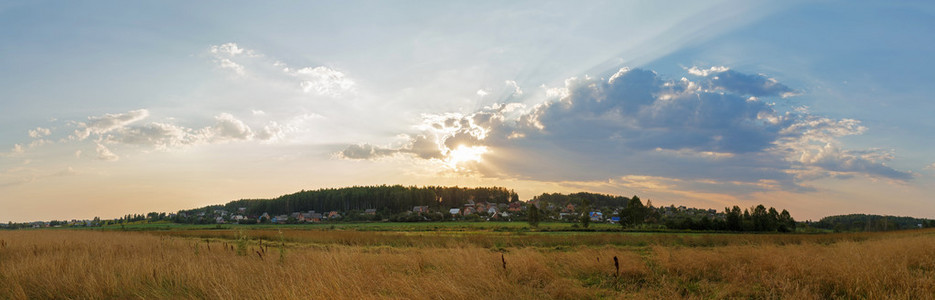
[1,229,934,299]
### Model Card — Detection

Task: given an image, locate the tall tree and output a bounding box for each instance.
[580,198,591,229]
[527,204,540,229]
[622,195,645,228]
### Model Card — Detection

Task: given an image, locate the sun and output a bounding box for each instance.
[445,145,488,168]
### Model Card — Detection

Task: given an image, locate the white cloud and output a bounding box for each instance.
[95,143,119,161]
[216,58,246,76]
[28,127,51,138]
[105,122,199,150]
[11,144,24,154]
[687,66,729,77]
[73,109,149,141]
[476,89,489,97]
[208,43,259,76]
[505,80,523,96]
[207,113,253,142]
[207,42,357,97]
[210,43,250,57]
[293,66,356,97]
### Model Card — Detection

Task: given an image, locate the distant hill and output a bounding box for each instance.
[812,214,934,232]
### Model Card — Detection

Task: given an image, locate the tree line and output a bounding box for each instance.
[177,185,518,219]
[811,214,935,232]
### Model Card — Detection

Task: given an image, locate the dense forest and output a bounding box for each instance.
[531,192,630,208]
[812,214,935,232]
[178,185,518,218]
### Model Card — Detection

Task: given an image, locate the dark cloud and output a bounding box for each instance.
[688,66,797,98]
[341,67,911,191]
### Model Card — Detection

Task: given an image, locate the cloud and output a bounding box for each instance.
[209,43,258,76]
[72,109,149,140]
[687,66,730,77]
[688,66,798,98]
[50,108,296,160]
[208,113,253,141]
[341,67,911,193]
[28,127,51,138]
[292,66,356,97]
[339,134,444,160]
[104,122,199,150]
[208,42,356,97]
[95,143,119,161]
[339,144,398,160]
[210,43,254,57]
[505,80,523,96]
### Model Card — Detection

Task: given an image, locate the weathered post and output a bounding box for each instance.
[501,253,507,270]
[613,256,619,278]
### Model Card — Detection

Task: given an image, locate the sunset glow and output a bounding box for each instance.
[1,1,934,222]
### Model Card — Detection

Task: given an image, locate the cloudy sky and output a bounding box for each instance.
[2,1,934,222]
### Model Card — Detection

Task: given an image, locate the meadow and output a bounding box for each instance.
[1,226,934,299]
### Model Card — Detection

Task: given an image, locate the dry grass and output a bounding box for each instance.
[1,229,934,299]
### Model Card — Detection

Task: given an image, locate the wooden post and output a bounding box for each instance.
[501,253,507,270]
[613,256,619,278]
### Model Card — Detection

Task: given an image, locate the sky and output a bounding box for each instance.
[2,1,934,222]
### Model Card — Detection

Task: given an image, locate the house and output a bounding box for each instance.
[449,208,461,215]
[215,216,226,224]
[364,209,377,215]
[562,203,576,213]
[273,215,289,224]
[508,202,523,212]
[475,202,487,212]
[487,206,499,215]
[303,212,322,222]
[610,216,621,223]
[463,206,476,216]
[259,212,270,222]
[589,212,603,222]
[237,207,247,213]
[327,211,341,219]
[412,206,429,214]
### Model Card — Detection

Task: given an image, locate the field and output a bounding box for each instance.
[2,225,935,299]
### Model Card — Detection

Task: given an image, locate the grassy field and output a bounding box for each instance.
[1,227,934,299]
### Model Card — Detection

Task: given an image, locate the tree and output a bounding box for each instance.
[527,204,540,228]
[622,195,646,228]
[726,206,742,231]
[752,205,768,231]
[580,198,591,229]
[778,209,795,232]
[767,207,780,231]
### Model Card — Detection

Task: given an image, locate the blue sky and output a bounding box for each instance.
[2,1,934,222]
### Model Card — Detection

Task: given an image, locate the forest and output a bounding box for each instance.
[811,214,935,232]
[178,185,518,219]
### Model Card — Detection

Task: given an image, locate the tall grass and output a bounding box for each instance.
[1,229,933,299]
